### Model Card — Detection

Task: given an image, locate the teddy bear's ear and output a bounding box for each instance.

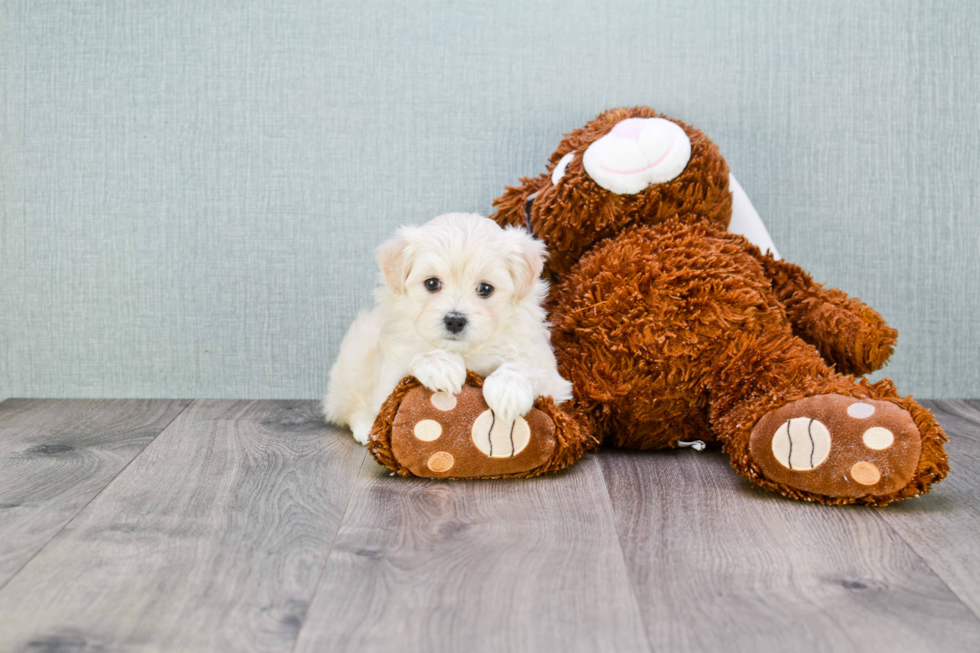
[505,226,546,301]
[375,228,416,295]
[491,174,550,231]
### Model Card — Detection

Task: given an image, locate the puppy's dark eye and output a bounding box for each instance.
[476,283,494,298]
[424,278,442,292]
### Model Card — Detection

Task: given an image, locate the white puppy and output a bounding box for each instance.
[323,212,573,445]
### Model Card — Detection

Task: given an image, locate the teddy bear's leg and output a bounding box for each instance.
[706,331,948,505]
[753,254,897,376]
[367,372,594,479]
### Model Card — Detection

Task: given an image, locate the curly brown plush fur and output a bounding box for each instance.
[489,107,948,505]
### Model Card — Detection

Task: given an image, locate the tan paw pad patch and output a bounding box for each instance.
[771,418,831,471]
[471,411,531,458]
[850,461,881,485]
[847,402,876,418]
[413,419,442,441]
[861,427,894,450]
[430,392,457,411]
[427,451,455,473]
[749,394,922,499]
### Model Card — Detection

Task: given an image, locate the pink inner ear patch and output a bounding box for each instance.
[847,402,876,418]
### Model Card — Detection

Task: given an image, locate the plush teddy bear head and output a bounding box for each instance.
[492,106,732,277]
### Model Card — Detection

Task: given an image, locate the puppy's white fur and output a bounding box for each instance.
[323,212,572,445]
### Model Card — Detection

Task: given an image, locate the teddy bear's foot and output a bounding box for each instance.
[747,393,935,503]
[368,374,591,479]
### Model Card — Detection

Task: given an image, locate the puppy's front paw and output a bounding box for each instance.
[351,425,371,446]
[349,414,374,446]
[483,364,536,425]
[411,350,466,395]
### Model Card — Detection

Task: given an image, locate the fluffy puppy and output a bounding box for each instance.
[324,212,573,444]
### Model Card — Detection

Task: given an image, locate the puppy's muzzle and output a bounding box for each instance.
[443,312,468,335]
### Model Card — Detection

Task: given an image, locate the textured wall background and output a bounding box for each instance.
[1,0,978,400]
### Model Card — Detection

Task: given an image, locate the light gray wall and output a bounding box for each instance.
[1,0,978,400]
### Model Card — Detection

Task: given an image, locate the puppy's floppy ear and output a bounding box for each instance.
[375,228,415,295]
[504,226,546,301]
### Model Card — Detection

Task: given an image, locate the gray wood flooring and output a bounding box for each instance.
[1,399,978,653]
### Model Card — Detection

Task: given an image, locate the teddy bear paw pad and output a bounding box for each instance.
[388,384,557,478]
[748,394,922,499]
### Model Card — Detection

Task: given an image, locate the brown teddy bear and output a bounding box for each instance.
[369,106,948,506]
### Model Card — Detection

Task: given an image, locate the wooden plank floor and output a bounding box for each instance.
[0,399,978,652]
[0,399,189,586]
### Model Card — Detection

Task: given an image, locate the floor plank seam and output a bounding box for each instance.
[874,507,980,627]
[288,444,369,653]
[596,455,657,653]
[875,400,980,625]
[3,400,978,651]
[0,399,193,595]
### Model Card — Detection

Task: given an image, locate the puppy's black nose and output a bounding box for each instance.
[443,312,468,334]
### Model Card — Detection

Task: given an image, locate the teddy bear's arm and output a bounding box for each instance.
[758,254,897,376]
